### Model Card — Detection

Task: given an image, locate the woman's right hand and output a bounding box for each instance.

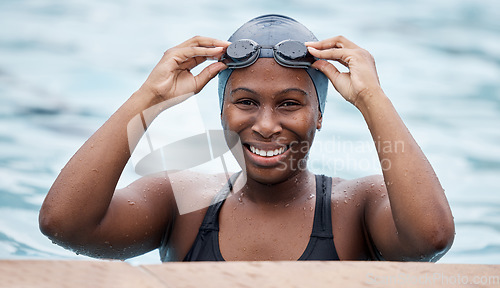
[138,36,230,103]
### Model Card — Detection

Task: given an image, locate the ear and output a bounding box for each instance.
[316,112,323,130]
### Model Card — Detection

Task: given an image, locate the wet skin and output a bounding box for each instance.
[218,59,324,260]
[39,36,454,262]
[170,59,375,261]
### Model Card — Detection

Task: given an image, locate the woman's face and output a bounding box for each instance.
[221,58,322,184]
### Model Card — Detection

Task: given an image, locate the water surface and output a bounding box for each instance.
[1,0,499,264]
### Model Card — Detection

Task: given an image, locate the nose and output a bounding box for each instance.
[251,106,282,139]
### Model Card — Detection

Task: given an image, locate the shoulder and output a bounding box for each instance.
[165,170,237,260]
[326,174,386,260]
[331,175,385,203]
[117,169,230,226]
[167,170,231,215]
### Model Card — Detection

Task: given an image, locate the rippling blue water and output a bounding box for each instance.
[1,0,499,264]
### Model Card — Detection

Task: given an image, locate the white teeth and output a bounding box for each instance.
[249,145,288,157]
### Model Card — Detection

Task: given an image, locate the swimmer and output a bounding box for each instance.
[39,14,454,261]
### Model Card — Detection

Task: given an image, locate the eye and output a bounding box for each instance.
[234,98,258,110]
[280,101,301,108]
[237,99,256,106]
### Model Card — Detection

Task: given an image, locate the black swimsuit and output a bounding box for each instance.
[162,173,339,261]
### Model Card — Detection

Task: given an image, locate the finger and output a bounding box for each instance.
[311,60,341,82]
[178,56,207,71]
[308,47,350,68]
[312,60,351,97]
[177,36,231,48]
[305,35,359,50]
[179,46,226,70]
[169,46,225,66]
[193,62,227,94]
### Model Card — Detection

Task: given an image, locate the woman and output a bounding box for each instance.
[39,15,454,261]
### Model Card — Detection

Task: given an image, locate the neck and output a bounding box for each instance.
[236,169,315,206]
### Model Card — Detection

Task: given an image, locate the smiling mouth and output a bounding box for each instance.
[245,144,289,157]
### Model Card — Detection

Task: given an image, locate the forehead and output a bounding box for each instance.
[226,58,316,97]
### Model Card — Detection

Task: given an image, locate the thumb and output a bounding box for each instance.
[312,60,351,100]
[193,62,227,94]
[312,60,341,83]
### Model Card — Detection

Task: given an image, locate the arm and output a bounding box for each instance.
[307,36,454,261]
[39,36,229,259]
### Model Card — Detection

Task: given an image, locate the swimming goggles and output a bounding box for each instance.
[220,39,316,69]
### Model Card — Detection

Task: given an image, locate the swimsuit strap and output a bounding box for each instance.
[198,171,241,230]
[310,174,334,238]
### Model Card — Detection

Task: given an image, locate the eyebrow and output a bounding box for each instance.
[229,87,258,96]
[229,87,310,97]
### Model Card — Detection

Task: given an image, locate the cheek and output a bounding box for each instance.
[284,110,318,137]
[221,107,252,132]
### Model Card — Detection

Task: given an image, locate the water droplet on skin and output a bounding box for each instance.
[128,200,135,205]
[370,183,375,188]
[307,194,315,199]
[284,203,290,208]
[344,199,348,204]
[310,207,313,211]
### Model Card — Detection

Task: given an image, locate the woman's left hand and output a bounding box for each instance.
[306,36,382,107]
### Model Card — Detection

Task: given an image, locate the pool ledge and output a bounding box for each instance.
[1,260,498,287]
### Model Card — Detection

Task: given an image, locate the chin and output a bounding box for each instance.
[245,163,304,185]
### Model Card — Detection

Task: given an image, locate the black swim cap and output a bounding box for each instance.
[218,14,328,113]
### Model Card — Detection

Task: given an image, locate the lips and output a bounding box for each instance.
[248,145,288,157]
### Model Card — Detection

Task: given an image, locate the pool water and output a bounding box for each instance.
[1,0,499,264]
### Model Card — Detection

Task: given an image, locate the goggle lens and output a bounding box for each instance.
[221,39,315,69]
